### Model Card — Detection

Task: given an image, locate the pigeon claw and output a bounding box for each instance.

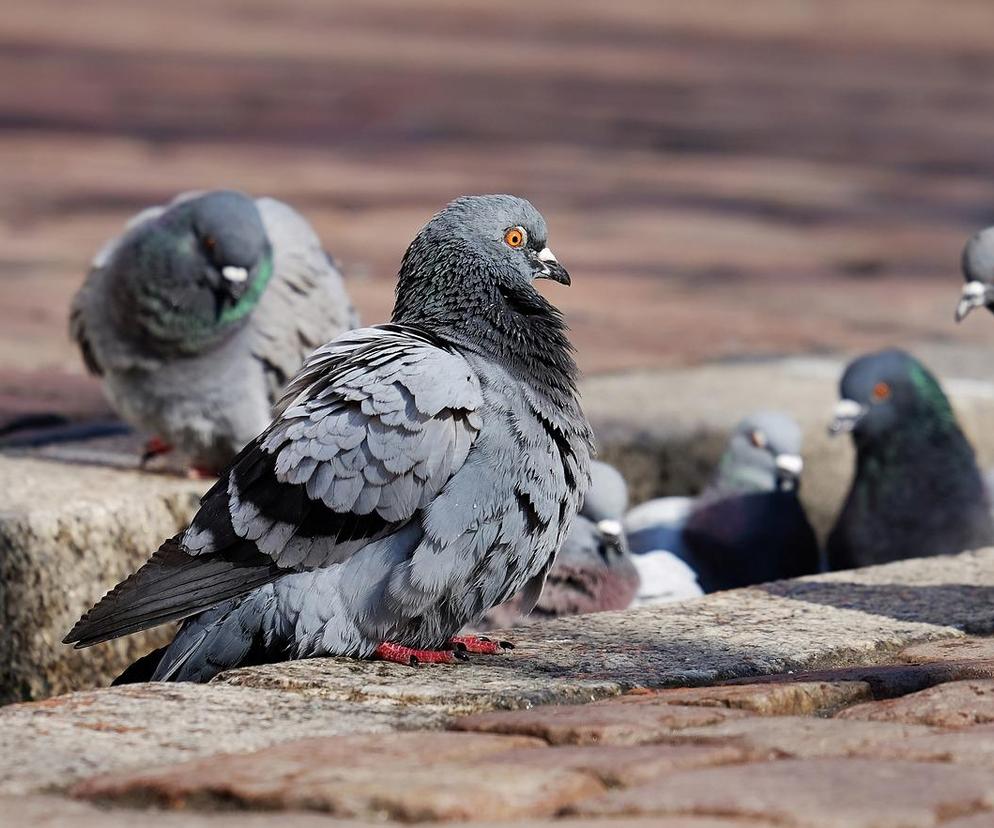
[447,635,514,655]
[140,436,173,465]
[374,642,458,666]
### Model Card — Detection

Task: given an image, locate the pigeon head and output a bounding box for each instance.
[714,410,805,494]
[111,190,274,353]
[956,227,994,322]
[581,461,629,523]
[829,349,955,446]
[392,195,576,391]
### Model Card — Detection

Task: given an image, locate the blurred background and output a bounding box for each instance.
[3,0,994,423]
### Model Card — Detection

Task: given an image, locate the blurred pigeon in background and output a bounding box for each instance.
[955,226,994,322]
[65,194,593,680]
[70,190,358,473]
[827,348,994,570]
[625,411,819,593]
[478,461,640,628]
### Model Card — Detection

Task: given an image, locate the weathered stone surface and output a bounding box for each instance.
[900,636,994,665]
[669,714,938,759]
[572,759,994,827]
[858,724,994,767]
[485,743,751,787]
[219,550,994,709]
[453,701,750,746]
[723,661,994,700]
[0,796,365,826]
[622,681,872,715]
[837,680,994,727]
[74,732,601,821]
[0,683,436,795]
[0,795,779,827]
[0,455,205,704]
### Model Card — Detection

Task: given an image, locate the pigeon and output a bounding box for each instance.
[65,194,593,680]
[625,411,819,593]
[477,461,639,628]
[70,190,358,473]
[827,348,994,570]
[955,226,994,322]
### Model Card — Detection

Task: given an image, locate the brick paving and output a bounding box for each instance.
[0,633,986,824]
[5,0,994,425]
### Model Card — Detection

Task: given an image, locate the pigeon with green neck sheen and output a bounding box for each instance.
[626,411,819,593]
[827,349,994,570]
[65,194,593,680]
[70,190,357,473]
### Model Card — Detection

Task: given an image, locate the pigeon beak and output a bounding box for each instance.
[774,453,804,491]
[829,399,867,436]
[595,519,626,560]
[222,265,249,284]
[955,280,990,323]
[533,247,571,286]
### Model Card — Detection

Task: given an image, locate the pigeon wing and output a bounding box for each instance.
[250,197,359,402]
[64,325,483,647]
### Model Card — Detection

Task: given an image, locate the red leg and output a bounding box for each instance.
[448,635,514,654]
[374,642,458,666]
[141,436,173,465]
[187,465,219,480]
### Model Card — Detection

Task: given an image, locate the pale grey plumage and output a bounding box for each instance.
[67,194,592,682]
[70,190,357,471]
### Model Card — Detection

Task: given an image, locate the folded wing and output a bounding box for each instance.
[65,325,483,647]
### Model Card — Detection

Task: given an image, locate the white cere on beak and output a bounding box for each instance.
[536,247,557,275]
[964,281,987,300]
[829,398,868,435]
[774,454,804,477]
[596,518,623,539]
[222,266,249,283]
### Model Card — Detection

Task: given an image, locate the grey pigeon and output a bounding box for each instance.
[625,411,819,592]
[955,226,994,322]
[65,194,593,679]
[827,348,994,570]
[478,461,639,628]
[70,190,357,473]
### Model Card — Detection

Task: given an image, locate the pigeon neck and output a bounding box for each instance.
[392,260,579,405]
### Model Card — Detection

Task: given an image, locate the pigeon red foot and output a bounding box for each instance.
[141,436,173,465]
[375,636,514,666]
[448,634,514,654]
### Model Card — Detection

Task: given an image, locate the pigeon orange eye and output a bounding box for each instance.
[203,236,216,252]
[872,382,891,402]
[503,226,527,248]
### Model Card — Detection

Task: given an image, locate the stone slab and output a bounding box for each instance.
[900,636,994,664]
[0,683,437,796]
[0,796,367,827]
[571,758,994,827]
[837,679,994,727]
[453,701,751,746]
[2,796,776,827]
[73,732,602,821]
[0,456,206,704]
[664,714,940,759]
[623,680,872,716]
[218,550,994,710]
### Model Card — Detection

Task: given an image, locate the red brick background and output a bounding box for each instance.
[3,0,994,420]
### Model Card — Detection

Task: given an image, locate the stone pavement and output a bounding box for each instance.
[8,354,994,703]
[3,551,994,826]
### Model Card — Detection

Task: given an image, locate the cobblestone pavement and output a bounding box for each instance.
[5,632,994,825]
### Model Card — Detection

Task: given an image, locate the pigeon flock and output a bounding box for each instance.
[51,188,994,680]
